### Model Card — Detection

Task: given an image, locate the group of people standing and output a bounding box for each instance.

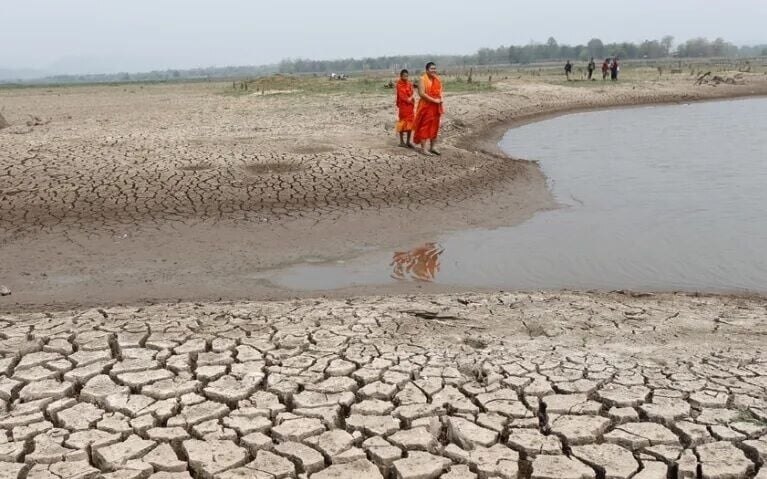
[394,62,443,155]
[391,56,623,153]
[567,57,621,81]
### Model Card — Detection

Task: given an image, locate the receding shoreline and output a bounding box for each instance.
[2,77,767,311]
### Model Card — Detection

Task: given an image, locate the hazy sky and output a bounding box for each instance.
[2,0,765,74]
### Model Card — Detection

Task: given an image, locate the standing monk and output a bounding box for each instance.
[413,62,444,156]
[395,69,415,148]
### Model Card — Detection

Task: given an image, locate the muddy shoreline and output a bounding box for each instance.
[2,78,767,311]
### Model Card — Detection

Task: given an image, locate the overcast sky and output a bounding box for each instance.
[2,0,765,74]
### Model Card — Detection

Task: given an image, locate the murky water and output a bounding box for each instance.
[262,98,767,293]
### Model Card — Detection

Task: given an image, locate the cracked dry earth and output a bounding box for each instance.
[4,78,767,237]
[0,291,766,479]
[0,83,524,236]
[4,79,767,307]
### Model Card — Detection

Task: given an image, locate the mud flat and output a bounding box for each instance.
[2,73,767,308]
[1,73,767,479]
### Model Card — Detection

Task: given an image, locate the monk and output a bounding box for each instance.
[413,62,444,155]
[395,69,415,147]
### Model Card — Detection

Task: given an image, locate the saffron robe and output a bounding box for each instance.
[395,80,415,132]
[413,73,444,144]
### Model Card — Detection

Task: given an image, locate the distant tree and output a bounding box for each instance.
[712,37,727,56]
[587,38,604,59]
[639,40,665,58]
[681,38,711,57]
[661,35,675,56]
[477,48,491,65]
[546,37,559,58]
[559,45,574,59]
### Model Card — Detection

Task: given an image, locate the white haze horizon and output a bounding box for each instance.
[2,0,765,78]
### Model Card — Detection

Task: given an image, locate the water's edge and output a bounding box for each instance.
[261,97,767,294]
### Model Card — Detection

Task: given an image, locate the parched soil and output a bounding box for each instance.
[1,76,767,308]
[1,75,767,479]
[0,291,764,478]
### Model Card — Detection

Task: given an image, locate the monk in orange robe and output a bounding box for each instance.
[413,62,444,155]
[395,69,415,147]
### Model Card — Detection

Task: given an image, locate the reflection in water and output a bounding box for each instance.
[264,99,767,294]
[391,243,444,281]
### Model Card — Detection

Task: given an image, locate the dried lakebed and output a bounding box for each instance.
[0,291,765,478]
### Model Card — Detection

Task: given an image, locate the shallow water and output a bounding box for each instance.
[262,98,767,293]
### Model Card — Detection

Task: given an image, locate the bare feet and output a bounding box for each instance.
[429,149,442,156]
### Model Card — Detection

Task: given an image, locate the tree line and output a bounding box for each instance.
[278,37,767,73]
[4,36,765,85]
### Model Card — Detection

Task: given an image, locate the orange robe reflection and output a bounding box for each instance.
[412,73,444,145]
[395,79,415,133]
[391,243,444,282]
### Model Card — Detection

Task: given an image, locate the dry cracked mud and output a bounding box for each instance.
[3,77,767,307]
[0,290,765,478]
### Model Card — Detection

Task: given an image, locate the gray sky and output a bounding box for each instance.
[2,0,765,75]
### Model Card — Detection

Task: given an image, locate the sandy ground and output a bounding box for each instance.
[0,291,764,478]
[2,73,767,309]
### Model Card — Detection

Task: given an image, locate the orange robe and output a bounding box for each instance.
[395,80,415,132]
[413,73,444,144]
